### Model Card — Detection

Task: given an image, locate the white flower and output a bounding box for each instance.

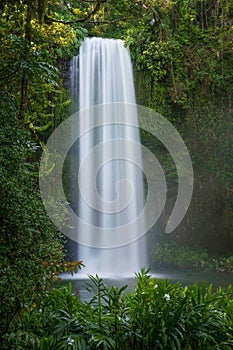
[154,284,158,288]
[164,293,170,301]
[67,337,74,345]
[150,18,155,26]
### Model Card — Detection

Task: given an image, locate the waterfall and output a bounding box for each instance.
[70,37,147,277]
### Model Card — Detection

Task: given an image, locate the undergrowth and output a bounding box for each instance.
[2,268,233,350]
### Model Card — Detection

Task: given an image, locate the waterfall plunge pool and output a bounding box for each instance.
[58,268,233,301]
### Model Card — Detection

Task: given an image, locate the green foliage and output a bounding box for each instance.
[1,0,233,347]
[0,103,83,341]
[152,239,209,269]
[101,0,233,252]
[151,238,233,272]
[0,0,95,343]
[2,268,233,349]
[0,104,63,338]
[0,0,87,140]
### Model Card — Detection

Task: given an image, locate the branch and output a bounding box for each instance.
[63,0,77,17]
[85,18,129,25]
[45,0,105,25]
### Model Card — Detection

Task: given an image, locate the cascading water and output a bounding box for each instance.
[70,37,147,277]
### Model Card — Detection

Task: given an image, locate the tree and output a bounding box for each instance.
[0,0,90,341]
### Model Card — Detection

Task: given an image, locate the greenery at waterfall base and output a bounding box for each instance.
[151,238,233,272]
[0,0,233,348]
[2,268,233,350]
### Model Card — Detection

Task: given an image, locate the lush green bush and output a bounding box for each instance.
[2,268,233,350]
[151,239,209,269]
[0,105,83,342]
[151,238,233,272]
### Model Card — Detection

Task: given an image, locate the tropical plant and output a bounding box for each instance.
[2,268,233,349]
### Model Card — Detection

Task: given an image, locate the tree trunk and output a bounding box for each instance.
[19,4,32,120]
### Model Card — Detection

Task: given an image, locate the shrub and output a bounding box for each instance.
[0,106,67,341]
[151,238,233,272]
[2,268,233,349]
[151,239,209,269]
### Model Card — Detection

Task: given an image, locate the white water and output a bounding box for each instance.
[70,37,147,277]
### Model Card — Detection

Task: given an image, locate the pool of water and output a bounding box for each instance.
[58,268,233,301]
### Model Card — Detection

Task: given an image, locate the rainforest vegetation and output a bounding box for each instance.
[0,0,233,349]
